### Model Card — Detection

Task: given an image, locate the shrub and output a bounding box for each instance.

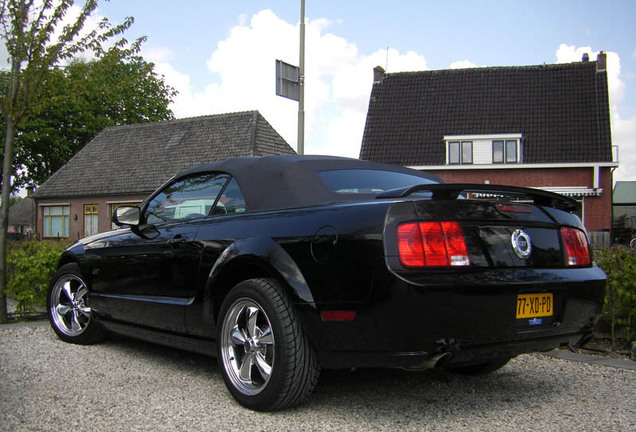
[595,247,636,347]
[6,239,70,318]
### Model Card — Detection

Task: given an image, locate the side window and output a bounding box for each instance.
[144,173,229,224]
[213,178,248,215]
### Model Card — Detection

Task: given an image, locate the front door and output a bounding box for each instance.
[91,172,230,333]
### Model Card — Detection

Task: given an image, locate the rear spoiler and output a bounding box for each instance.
[377,183,579,212]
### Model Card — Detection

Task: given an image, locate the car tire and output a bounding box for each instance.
[447,357,512,375]
[47,263,105,345]
[217,278,320,411]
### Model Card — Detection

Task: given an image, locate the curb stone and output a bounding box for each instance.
[543,348,636,371]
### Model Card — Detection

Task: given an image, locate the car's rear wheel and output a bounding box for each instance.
[217,278,320,411]
[47,263,104,345]
[448,357,512,375]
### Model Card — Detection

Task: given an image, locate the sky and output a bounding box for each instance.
[86,1,636,181]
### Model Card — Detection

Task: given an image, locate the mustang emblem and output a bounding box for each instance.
[511,229,532,259]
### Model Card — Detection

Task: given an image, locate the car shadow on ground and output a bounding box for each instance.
[310,366,562,416]
[98,332,218,378]
[97,332,564,419]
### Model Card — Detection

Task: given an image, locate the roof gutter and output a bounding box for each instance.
[407,162,618,171]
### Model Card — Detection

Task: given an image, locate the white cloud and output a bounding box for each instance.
[144,46,174,63]
[556,44,636,181]
[154,9,427,157]
[450,60,478,69]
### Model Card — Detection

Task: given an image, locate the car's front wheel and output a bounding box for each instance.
[47,263,104,345]
[217,278,320,411]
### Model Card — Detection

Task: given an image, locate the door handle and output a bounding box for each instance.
[167,236,188,248]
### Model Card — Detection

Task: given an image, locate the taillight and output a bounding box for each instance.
[561,227,591,266]
[397,222,470,267]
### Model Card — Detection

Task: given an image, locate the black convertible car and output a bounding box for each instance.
[47,155,605,411]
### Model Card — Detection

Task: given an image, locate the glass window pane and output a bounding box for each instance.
[493,141,504,163]
[318,169,438,195]
[43,205,70,238]
[215,178,249,214]
[506,140,517,163]
[462,141,473,164]
[449,142,460,164]
[50,217,63,238]
[145,173,229,224]
[85,214,98,236]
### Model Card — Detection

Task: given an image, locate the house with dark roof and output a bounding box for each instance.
[33,111,295,240]
[360,53,617,233]
[8,191,35,238]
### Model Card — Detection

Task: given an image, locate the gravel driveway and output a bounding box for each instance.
[1,323,634,432]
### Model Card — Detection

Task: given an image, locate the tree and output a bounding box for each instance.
[7,53,176,189]
[0,0,140,323]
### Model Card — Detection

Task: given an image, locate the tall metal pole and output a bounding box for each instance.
[298,0,305,155]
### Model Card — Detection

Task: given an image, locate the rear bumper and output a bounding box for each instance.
[314,332,589,370]
[299,265,605,370]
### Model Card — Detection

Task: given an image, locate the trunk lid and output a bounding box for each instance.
[382,184,588,270]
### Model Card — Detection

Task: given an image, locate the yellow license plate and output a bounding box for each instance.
[516,293,553,319]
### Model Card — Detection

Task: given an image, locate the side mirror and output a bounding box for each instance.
[112,206,141,227]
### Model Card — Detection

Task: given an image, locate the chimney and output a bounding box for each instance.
[582,53,589,62]
[26,186,35,198]
[373,66,385,84]
[597,51,607,72]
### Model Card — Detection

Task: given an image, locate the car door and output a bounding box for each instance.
[94,172,230,333]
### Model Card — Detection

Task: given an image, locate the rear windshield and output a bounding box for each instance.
[319,169,438,195]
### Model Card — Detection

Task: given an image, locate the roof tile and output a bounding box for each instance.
[360,61,612,166]
[34,111,295,199]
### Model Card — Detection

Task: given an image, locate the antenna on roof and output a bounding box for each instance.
[385,46,389,71]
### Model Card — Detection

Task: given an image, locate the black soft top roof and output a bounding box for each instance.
[175,155,442,212]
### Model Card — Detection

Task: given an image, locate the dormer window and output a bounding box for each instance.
[445,134,522,165]
[493,140,518,164]
[448,141,473,165]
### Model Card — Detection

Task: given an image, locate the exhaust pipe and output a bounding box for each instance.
[422,352,451,369]
[402,352,452,371]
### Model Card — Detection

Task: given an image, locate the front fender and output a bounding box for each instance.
[57,242,85,269]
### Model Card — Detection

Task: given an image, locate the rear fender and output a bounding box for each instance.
[205,235,315,320]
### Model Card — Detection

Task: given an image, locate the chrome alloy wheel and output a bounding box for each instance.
[50,274,92,337]
[220,298,275,396]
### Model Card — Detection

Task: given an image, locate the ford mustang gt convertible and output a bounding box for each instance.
[47,155,605,411]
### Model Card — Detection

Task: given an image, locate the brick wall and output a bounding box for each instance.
[35,193,150,240]
[426,167,612,232]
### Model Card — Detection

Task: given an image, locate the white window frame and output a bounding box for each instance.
[447,141,473,165]
[445,134,522,165]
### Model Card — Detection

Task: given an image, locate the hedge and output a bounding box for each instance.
[595,247,636,346]
[6,239,70,317]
